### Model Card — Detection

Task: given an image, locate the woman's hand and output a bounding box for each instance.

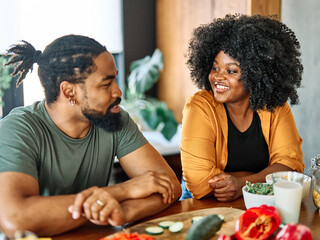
[208,173,244,202]
[68,186,126,226]
[121,171,175,204]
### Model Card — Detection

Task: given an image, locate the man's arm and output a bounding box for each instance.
[115,142,182,222]
[70,143,182,225]
[0,172,87,237]
[0,143,181,236]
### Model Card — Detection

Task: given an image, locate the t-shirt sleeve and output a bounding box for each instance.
[0,113,39,181]
[115,109,148,159]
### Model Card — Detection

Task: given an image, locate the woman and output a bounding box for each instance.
[180,14,304,201]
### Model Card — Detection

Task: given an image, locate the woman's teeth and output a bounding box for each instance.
[216,84,230,90]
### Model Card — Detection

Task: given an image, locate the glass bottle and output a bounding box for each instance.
[311,154,320,209]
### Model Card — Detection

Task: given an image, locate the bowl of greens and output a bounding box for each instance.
[242,181,275,209]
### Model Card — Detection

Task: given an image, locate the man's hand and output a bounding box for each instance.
[68,186,126,226]
[121,171,175,204]
[208,173,244,202]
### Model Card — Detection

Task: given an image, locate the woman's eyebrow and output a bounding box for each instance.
[213,60,240,67]
[227,62,240,67]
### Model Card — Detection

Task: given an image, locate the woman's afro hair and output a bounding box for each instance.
[187,14,303,111]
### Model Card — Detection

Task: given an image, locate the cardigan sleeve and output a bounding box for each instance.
[266,103,304,172]
[180,93,223,199]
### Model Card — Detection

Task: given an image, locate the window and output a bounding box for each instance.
[0,0,124,106]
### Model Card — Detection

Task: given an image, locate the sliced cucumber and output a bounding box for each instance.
[168,221,184,233]
[158,220,175,228]
[191,216,204,223]
[145,226,164,235]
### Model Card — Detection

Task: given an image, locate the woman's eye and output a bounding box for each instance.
[227,69,238,74]
[212,67,218,71]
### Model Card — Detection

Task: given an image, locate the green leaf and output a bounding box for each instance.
[140,108,160,130]
[129,56,151,72]
[0,56,14,106]
[123,49,178,141]
[161,118,178,141]
[127,49,163,94]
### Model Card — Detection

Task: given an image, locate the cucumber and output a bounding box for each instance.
[168,221,184,233]
[185,214,225,240]
[191,216,204,223]
[145,226,164,235]
[158,220,175,228]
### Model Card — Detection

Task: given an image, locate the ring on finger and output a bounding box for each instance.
[96,199,105,207]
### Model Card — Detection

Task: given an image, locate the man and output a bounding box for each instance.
[0,35,181,237]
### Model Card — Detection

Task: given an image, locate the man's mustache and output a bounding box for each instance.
[108,97,122,111]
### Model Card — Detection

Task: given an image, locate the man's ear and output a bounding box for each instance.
[60,81,75,102]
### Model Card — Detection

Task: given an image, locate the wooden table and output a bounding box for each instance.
[52,191,320,240]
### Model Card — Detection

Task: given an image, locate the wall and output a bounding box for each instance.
[1,0,157,114]
[156,0,281,123]
[0,0,124,109]
[282,0,320,172]
[0,0,123,53]
[123,0,157,97]
[156,0,248,123]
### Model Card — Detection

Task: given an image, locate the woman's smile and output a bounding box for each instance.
[214,82,231,93]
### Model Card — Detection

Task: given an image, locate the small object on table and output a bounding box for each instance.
[99,232,155,240]
[144,226,164,235]
[158,220,175,228]
[235,205,281,240]
[274,178,303,224]
[185,214,224,240]
[312,154,320,210]
[275,223,313,240]
[168,221,184,233]
[191,216,204,223]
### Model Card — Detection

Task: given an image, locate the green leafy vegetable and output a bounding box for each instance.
[245,181,274,195]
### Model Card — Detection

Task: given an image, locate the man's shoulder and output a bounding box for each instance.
[0,101,46,130]
[5,101,44,118]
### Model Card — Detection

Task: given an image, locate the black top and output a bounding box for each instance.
[224,105,269,173]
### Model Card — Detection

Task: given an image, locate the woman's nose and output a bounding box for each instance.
[215,70,226,80]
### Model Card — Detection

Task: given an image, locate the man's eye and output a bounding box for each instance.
[212,67,218,71]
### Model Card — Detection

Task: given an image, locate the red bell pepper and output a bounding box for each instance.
[99,232,155,240]
[275,223,313,240]
[235,205,281,240]
[218,234,236,240]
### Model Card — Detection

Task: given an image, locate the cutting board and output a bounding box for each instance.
[106,207,244,239]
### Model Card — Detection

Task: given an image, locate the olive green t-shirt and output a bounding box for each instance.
[0,100,147,196]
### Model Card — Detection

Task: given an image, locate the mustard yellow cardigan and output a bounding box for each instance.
[180,90,304,199]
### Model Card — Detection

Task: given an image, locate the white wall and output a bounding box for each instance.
[0,0,123,105]
[282,0,320,173]
[0,0,123,53]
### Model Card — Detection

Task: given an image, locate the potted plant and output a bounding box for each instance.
[0,56,14,118]
[121,49,178,141]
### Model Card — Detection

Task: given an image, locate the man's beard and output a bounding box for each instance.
[82,97,123,132]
